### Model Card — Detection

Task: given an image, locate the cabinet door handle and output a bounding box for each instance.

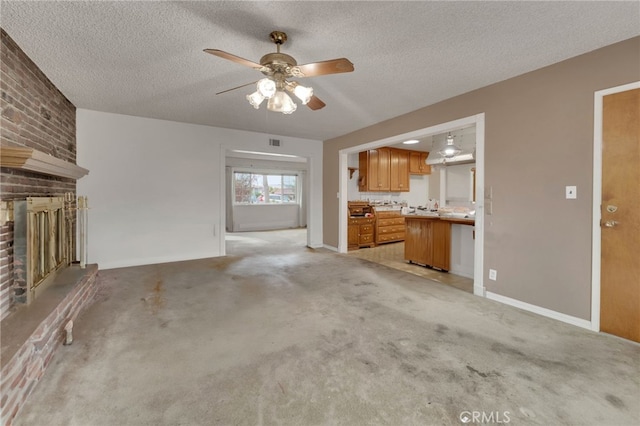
[602,220,619,228]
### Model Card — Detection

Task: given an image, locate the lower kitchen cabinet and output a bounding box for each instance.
[404,217,451,270]
[348,217,376,250]
[375,210,405,245]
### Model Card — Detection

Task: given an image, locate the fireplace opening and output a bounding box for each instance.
[12,195,80,304]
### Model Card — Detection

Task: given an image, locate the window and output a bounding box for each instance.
[233,172,298,204]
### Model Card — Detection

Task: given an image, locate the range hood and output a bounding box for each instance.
[426,152,475,166]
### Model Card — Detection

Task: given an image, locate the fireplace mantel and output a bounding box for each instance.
[0,145,89,180]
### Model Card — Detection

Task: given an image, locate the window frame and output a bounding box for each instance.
[232,171,299,205]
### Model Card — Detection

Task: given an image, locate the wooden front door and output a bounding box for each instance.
[600,88,640,342]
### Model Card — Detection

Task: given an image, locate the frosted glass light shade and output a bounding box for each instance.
[438,133,461,158]
[267,91,297,114]
[257,78,276,98]
[293,85,313,105]
[440,146,462,158]
[246,91,264,109]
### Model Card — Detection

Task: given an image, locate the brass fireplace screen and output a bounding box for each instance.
[13,196,76,304]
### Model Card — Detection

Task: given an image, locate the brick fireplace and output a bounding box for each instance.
[1,28,99,425]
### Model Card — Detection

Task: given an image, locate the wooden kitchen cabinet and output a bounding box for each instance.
[430,219,451,270]
[375,210,405,244]
[348,222,360,249]
[348,217,376,250]
[359,148,391,191]
[404,217,451,270]
[404,218,431,266]
[360,147,429,192]
[409,151,431,175]
[390,148,410,192]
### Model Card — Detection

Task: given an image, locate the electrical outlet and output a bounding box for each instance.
[565,186,577,199]
[489,269,497,281]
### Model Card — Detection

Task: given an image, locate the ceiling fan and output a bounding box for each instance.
[204,31,354,114]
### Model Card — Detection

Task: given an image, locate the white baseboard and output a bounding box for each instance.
[485,291,592,330]
[236,221,298,232]
[98,252,222,270]
[322,244,338,252]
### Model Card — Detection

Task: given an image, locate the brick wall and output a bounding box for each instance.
[0,28,77,320]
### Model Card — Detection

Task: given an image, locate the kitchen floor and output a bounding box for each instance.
[347,241,474,293]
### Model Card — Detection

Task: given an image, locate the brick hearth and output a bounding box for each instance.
[0,264,99,425]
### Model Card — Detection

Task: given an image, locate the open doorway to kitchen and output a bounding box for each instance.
[338,114,485,296]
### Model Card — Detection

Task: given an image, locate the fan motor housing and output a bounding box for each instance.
[260,52,297,68]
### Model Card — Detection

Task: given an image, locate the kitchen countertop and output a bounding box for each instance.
[403,214,475,225]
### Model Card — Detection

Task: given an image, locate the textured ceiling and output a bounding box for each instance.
[1,1,639,141]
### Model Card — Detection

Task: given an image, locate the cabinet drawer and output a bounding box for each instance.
[376,211,401,218]
[378,225,405,234]
[349,218,376,225]
[360,234,374,243]
[361,224,374,233]
[378,217,405,226]
[378,233,404,242]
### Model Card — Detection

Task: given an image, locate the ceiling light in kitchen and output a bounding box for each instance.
[438,133,462,158]
[402,139,420,145]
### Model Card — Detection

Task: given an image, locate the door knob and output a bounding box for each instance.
[602,220,619,228]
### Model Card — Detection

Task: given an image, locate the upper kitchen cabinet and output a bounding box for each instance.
[359,148,391,191]
[390,148,410,192]
[359,147,412,192]
[409,151,431,175]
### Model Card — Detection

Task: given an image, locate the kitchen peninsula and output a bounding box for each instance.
[404,214,475,272]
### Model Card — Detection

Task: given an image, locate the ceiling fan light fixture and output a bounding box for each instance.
[267,91,297,114]
[293,84,313,105]
[206,30,354,114]
[257,78,276,98]
[246,91,265,109]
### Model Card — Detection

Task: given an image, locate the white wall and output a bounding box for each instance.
[231,205,300,231]
[450,224,475,278]
[77,109,323,269]
[445,163,475,207]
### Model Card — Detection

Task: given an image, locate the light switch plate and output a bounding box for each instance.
[565,186,577,199]
[485,186,493,200]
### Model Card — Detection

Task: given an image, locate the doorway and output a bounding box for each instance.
[338,113,485,296]
[592,82,640,342]
[222,149,312,255]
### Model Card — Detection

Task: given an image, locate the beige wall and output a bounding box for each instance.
[323,37,640,320]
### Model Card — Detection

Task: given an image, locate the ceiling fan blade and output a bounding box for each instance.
[216,81,257,95]
[306,95,326,111]
[293,58,354,78]
[204,49,262,69]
